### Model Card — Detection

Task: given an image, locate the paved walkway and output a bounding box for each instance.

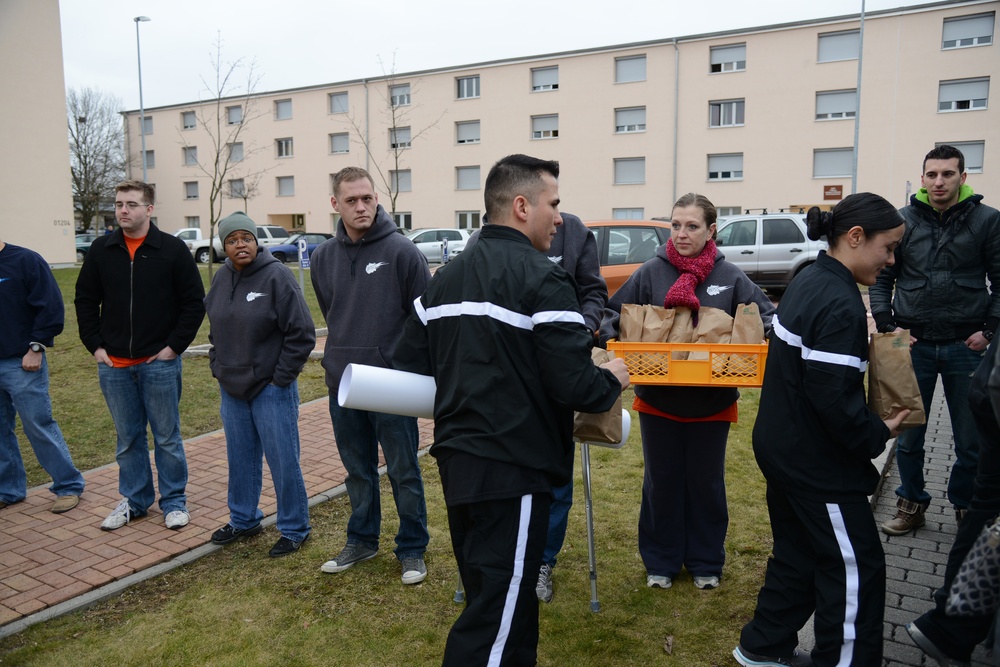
[0,394,434,638]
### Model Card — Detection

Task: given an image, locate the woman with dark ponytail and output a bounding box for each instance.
[600,193,774,593]
[734,193,911,667]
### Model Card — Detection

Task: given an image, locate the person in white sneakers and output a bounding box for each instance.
[75,180,205,531]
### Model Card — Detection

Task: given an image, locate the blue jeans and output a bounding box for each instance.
[220,382,310,542]
[0,356,85,503]
[895,339,983,508]
[542,480,573,567]
[328,398,428,558]
[98,358,187,515]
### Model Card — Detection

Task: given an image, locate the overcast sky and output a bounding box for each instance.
[61,0,937,111]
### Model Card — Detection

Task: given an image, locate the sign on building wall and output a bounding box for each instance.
[824,185,844,201]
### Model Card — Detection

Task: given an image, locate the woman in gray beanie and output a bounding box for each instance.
[204,211,316,557]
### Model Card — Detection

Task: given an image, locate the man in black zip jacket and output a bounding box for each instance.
[395,154,629,666]
[75,180,205,532]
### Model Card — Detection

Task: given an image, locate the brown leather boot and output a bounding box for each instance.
[881,497,926,536]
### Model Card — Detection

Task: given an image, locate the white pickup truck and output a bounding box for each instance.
[176,225,293,263]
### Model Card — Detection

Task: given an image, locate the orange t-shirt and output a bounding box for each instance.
[632,395,738,423]
[108,235,152,368]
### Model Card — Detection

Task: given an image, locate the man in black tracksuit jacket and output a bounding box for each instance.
[395,155,628,666]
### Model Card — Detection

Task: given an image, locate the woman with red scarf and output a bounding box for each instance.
[599,193,774,591]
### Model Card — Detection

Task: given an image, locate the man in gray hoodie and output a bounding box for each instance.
[310,167,431,585]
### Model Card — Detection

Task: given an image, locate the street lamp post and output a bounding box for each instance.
[134,16,151,182]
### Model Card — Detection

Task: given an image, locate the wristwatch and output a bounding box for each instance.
[983,329,994,342]
[29,343,44,353]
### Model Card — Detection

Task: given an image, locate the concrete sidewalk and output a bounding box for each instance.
[0,395,434,638]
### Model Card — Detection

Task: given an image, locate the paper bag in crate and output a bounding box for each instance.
[868,330,925,431]
[723,303,764,377]
[573,348,624,444]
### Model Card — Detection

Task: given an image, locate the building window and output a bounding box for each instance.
[394,212,413,230]
[184,182,199,200]
[813,148,853,178]
[457,75,480,99]
[531,114,559,139]
[391,169,412,193]
[228,142,243,162]
[329,92,349,114]
[390,84,411,107]
[456,166,481,190]
[143,150,155,169]
[276,138,294,158]
[938,77,990,111]
[184,216,200,229]
[457,211,481,228]
[708,154,743,181]
[330,132,349,154]
[615,107,646,133]
[816,90,858,120]
[717,206,741,216]
[456,121,481,144]
[710,44,746,73]
[183,146,198,166]
[615,55,646,83]
[140,116,153,134]
[182,111,196,130]
[390,126,411,149]
[936,141,985,173]
[274,99,292,120]
[229,179,245,198]
[709,99,745,127]
[614,158,646,184]
[531,66,559,91]
[613,208,644,220]
[277,176,295,197]
[818,30,860,62]
[226,105,243,125]
[942,13,995,49]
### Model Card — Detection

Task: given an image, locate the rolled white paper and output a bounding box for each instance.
[338,363,632,447]
[338,364,436,418]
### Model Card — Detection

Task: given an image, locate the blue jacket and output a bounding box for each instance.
[0,244,64,359]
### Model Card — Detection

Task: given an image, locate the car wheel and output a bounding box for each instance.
[272,252,286,263]
[76,249,85,262]
[195,248,211,264]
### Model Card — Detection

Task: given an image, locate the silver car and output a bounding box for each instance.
[715,214,827,295]
[406,228,471,263]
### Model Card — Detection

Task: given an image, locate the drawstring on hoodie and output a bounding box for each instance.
[343,239,363,279]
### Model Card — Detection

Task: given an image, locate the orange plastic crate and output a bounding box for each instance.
[606,340,768,387]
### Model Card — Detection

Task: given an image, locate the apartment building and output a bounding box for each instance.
[124,0,997,237]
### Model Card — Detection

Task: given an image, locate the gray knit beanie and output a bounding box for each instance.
[218,211,257,243]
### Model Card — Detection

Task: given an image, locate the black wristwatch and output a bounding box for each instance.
[29,343,44,353]
[983,329,994,342]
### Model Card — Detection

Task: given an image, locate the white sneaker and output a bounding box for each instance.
[694,575,720,590]
[164,509,190,530]
[647,574,672,589]
[101,498,134,531]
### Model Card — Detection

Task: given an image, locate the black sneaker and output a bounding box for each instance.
[320,543,378,573]
[269,533,308,558]
[211,523,263,545]
[733,644,813,667]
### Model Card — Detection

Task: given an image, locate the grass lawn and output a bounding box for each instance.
[1,265,774,665]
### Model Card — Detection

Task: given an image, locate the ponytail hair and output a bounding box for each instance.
[807,192,903,248]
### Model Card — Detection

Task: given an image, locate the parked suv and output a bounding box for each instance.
[715,213,826,294]
[188,225,292,263]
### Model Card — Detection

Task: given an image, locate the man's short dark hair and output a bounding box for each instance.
[923,145,965,174]
[115,180,155,205]
[484,154,559,222]
[332,166,375,198]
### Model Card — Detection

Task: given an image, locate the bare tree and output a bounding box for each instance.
[181,34,267,277]
[67,88,127,232]
[339,55,445,222]
[228,170,265,214]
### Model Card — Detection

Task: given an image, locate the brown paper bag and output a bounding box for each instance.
[692,307,733,360]
[868,330,926,431]
[619,304,646,342]
[573,348,624,444]
[666,306,697,360]
[725,303,765,375]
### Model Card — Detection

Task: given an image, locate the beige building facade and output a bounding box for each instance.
[0,0,76,265]
[125,0,997,238]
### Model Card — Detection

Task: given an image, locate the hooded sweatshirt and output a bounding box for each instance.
[205,247,316,401]
[309,205,430,390]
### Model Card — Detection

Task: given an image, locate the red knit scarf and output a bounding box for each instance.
[663,238,717,322]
